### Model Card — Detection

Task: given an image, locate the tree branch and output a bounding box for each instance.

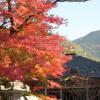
[51,0,88,3]
[7,0,15,33]
[14,11,43,33]
[0,19,6,28]
[9,0,89,34]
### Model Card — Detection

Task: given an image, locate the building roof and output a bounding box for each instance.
[50,0,89,3]
[58,0,88,2]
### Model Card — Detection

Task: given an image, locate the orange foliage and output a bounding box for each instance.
[0,0,70,90]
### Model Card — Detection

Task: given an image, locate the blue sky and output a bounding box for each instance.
[49,0,100,40]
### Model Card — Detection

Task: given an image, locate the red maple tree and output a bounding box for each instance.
[0,0,71,90]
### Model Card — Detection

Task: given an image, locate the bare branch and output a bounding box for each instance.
[7,0,15,33]
[0,19,6,28]
[51,0,89,3]
[8,0,89,33]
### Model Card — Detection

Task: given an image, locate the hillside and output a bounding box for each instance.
[73,30,100,61]
[62,40,95,61]
[64,55,100,77]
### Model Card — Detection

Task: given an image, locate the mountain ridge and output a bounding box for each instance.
[65,55,100,77]
[73,30,100,61]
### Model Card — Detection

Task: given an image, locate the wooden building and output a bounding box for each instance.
[40,54,100,100]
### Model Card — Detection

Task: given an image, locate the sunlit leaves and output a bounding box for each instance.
[0,33,69,82]
[0,0,70,89]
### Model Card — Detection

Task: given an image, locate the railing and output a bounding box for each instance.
[0,86,100,100]
[0,80,30,100]
[0,90,27,100]
[63,87,100,100]
[39,86,100,100]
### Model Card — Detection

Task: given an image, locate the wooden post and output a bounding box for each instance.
[44,87,47,96]
[60,88,63,100]
[44,86,47,100]
[86,77,89,100]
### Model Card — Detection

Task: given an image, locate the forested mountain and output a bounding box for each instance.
[65,55,100,77]
[63,39,97,61]
[63,30,100,77]
[73,30,100,62]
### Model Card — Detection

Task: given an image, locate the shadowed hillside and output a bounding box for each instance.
[65,55,100,77]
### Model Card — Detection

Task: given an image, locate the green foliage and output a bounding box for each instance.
[73,30,100,62]
[62,38,100,62]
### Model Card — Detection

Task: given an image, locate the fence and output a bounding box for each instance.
[40,86,100,100]
[0,86,100,100]
[62,87,100,100]
[0,90,27,100]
